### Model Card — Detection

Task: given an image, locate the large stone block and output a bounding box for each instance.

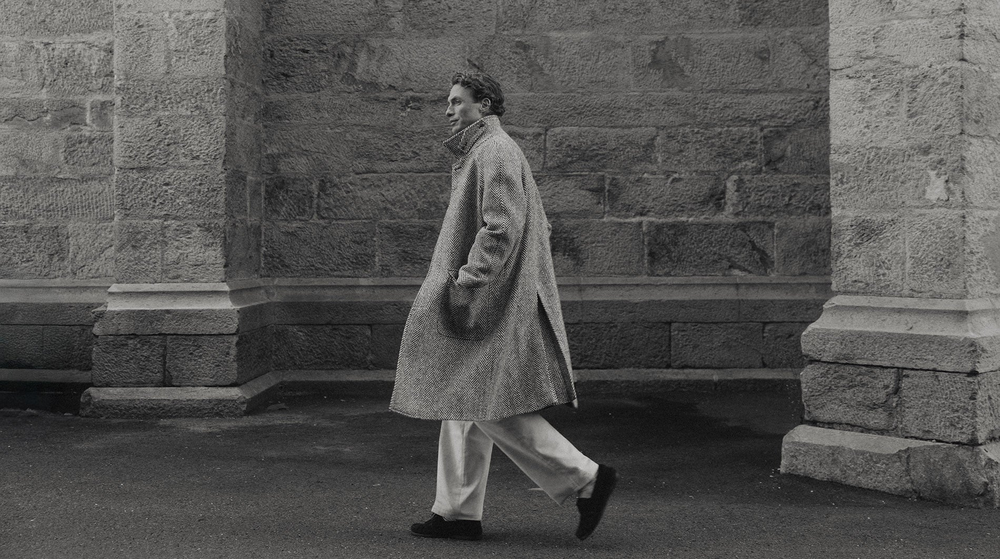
[165,10,226,77]
[904,211,965,297]
[800,362,899,431]
[728,175,830,218]
[0,224,68,279]
[829,0,965,23]
[264,175,315,221]
[92,335,166,386]
[898,370,1000,445]
[0,176,113,221]
[68,222,113,280]
[88,99,114,130]
[658,127,759,173]
[505,126,545,170]
[116,168,227,220]
[607,174,723,219]
[0,129,61,176]
[264,0,404,35]
[316,173,450,221]
[548,220,645,276]
[115,115,225,168]
[264,125,449,175]
[965,209,1000,299]
[830,17,962,73]
[113,13,169,80]
[371,323,404,369]
[0,0,113,36]
[534,174,605,219]
[0,39,113,96]
[471,34,634,94]
[262,221,378,277]
[263,92,446,129]
[545,127,657,173]
[736,0,828,27]
[831,213,905,295]
[566,322,670,369]
[62,132,113,171]
[263,36,464,95]
[116,77,227,117]
[762,128,829,174]
[647,221,774,276]
[402,0,496,37]
[114,220,163,283]
[671,322,763,368]
[0,324,93,370]
[166,335,238,386]
[162,221,226,282]
[632,32,826,92]
[224,221,262,280]
[0,99,86,130]
[272,325,370,369]
[497,0,737,34]
[774,217,831,276]
[376,221,440,277]
[762,323,808,368]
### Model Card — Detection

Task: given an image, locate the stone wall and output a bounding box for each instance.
[0,0,114,372]
[260,0,831,373]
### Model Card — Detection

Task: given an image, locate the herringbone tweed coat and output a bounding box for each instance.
[390,116,577,421]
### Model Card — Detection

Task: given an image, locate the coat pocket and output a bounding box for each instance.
[437,271,492,341]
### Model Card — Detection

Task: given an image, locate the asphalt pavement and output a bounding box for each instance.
[2,384,999,559]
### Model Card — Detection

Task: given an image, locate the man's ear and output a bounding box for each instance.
[481,98,492,114]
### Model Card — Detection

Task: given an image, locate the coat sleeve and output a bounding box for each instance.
[454,140,527,287]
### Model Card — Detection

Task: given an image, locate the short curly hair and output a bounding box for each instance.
[451,72,506,118]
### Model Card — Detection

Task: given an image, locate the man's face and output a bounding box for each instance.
[446,84,487,135]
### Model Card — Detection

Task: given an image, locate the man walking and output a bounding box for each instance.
[390,72,617,541]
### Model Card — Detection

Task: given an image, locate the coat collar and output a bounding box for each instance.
[443,115,502,157]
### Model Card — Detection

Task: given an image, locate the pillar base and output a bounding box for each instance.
[79,370,280,418]
[781,425,1000,507]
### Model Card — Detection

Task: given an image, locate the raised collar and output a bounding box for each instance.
[443,115,502,157]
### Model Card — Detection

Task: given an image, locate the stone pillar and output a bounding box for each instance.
[81,0,271,417]
[781,1,1000,505]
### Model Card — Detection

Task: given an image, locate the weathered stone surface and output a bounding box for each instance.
[736,0,828,28]
[548,220,645,276]
[263,221,378,277]
[728,175,829,217]
[165,10,226,77]
[830,17,962,73]
[264,175,314,221]
[162,221,226,282]
[0,324,91,370]
[316,173,450,221]
[831,213,905,295]
[114,220,163,283]
[68,222,113,280]
[166,335,238,386]
[0,129,61,176]
[800,362,899,431]
[546,127,657,173]
[762,323,808,369]
[966,210,1000,299]
[0,176,113,221]
[265,0,404,35]
[763,128,829,174]
[659,127,759,173]
[272,325,370,369]
[225,221,262,280]
[0,98,86,129]
[498,0,738,34]
[116,77,227,116]
[607,174,723,219]
[376,221,440,277]
[0,39,113,96]
[472,34,633,94]
[633,32,826,92]
[505,126,545,170]
[671,323,763,368]
[503,92,828,129]
[739,298,827,323]
[263,36,464,95]
[62,132,113,171]
[263,92,446,129]
[92,335,166,386]
[0,224,68,279]
[0,0,113,36]
[88,99,114,130]
[904,211,965,297]
[647,221,774,276]
[898,370,1000,445]
[79,386,254,419]
[371,323,404,369]
[265,125,448,175]
[774,218,831,276]
[534,174,605,219]
[567,322,670,369]
[115,115,225,168]
[116,168,227,220]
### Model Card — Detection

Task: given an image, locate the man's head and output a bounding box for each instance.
[446,72,506,135]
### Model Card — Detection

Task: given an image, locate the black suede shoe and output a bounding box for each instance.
[575,464,618,540]
[410,514,483,541]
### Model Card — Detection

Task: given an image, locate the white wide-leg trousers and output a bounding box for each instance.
[431,412,599,521]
